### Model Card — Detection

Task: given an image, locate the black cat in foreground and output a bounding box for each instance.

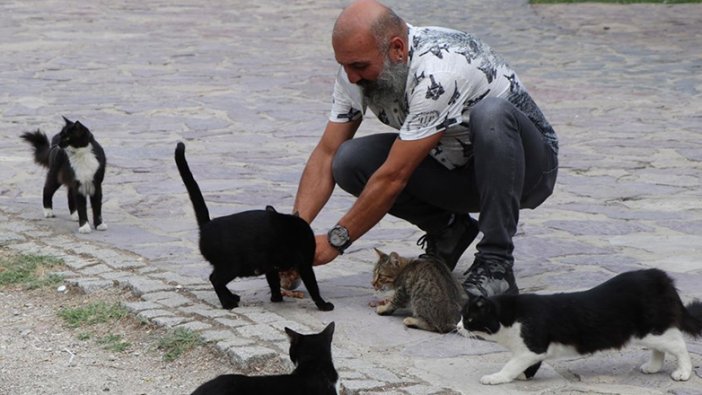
[191,322,338,395]
[20,117,107,234]
[174,142,333,311]
[458,269,702,385]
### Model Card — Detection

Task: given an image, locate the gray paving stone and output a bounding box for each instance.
[123,301,163,314]
[214,317,251,328]
[61,255,98,270]
[78,263,112,276]
[357,367,402,383]
[66,278,114,294]
[199,330,236,343]
[1,1,701,393]
[190,290,222,308]
[341,380,386,393]
[137,309,175,320]
[152,316,188,328]
[175,321,212,332]
[236,324,283,342]
[0,233,25,244]
[6,242,44,255]
[233,308,286,324]
[178,304,232,319]
[224,345,279,370]
[141,291,192,307]
[121,276,173,296]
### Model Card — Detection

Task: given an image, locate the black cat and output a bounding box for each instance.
[191,322,339,395]
[174,142,333,311]
[20,117,107,234]
[457,269,702,385]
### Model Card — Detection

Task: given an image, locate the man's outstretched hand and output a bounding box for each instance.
[314,234,340,266]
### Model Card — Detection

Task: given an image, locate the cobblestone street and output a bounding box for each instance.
[1,1,701,393]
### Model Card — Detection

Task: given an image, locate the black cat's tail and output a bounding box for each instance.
[20,130,51,168]
[681,299,702,337]
[175,142,210,227]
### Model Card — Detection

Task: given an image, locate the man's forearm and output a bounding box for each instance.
[293,148,336,224]
[337,169,406,242]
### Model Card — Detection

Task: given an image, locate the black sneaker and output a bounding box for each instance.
[416,214,480,271]
[462,257,518,297]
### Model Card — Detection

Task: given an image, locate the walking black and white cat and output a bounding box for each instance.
[191,322,338,395]
[20,117,107,234]
[174,142,333,311]
[457,269,702,385]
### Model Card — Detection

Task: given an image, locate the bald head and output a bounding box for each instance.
[333,0,406,53]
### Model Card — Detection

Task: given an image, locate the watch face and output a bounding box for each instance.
[329,226,348,247]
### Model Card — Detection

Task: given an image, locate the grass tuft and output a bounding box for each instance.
[98,334,131,352]
[0,252,64,289]
[157,328,202,362]
[58,302,129,328]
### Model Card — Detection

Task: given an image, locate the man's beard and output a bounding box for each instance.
[359,57,409,109]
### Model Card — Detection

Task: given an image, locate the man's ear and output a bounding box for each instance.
[388,36,405,62]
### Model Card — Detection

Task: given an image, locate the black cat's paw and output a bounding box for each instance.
[220,300,239,310]
[271,294,283,303]
[219,295,240,310]
[316,301,334,311]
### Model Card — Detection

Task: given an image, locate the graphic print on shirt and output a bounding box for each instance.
[448,81,460,106]
[419,43,450,59]
[407,111,440,130]
[505,73,520,93]
[337,107,362,121]
[425,75,445,100]
[412,71,426,93]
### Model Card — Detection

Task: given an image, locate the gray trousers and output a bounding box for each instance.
[331,97,558,265]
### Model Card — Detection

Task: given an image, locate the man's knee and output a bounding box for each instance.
[470,97,514,133]
[331,139,363,196]
[331,133,396,196]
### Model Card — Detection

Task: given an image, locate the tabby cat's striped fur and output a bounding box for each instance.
[372,249,466,333]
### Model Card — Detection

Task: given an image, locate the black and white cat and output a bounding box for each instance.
[191,322,339,395]
[174,142,333,311]
[20,117,107,234]
[457,269,702,385]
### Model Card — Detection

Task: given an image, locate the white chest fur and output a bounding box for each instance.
[66,144,99,196]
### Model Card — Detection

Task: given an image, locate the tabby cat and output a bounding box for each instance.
[457,269,702,385]
[20,117,107,233]
[190,322,338,395]
[174,142,333,311]
[372,249,466,333]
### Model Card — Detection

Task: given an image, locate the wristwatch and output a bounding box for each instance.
[327,224,352,254]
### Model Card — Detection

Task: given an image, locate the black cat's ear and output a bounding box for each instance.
[285,327,301,344]
[373,248,386,258]
[62,116,72,125]
[266,205,277,213]
[474,295,486,308]
[322,322,335,337]
[73,121,91,135]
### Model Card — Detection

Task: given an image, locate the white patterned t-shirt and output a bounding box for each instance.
[330,24,558,170]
